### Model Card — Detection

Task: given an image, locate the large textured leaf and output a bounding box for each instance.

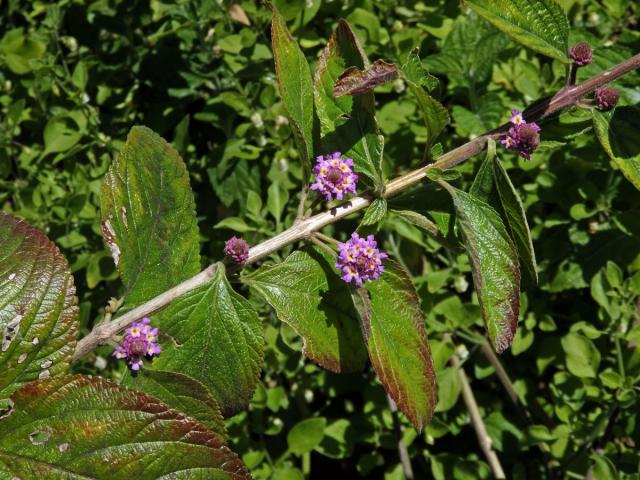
[101,125,201,309]
[354,260,436,430]
[314,20,384,187]
[0,213,78,398]
[124,369,227,439]
[464,0,569,62]
[592,106,640,191]
[271,4,315,168]
[0,375,249,479]
[493,159,538,283]
[443,184,520,353]
[154,265,263,417]
[244,248,367,373]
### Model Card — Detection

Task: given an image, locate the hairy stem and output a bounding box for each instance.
[73,53,640,361]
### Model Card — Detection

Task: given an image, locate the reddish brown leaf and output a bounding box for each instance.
[333,59,399,97]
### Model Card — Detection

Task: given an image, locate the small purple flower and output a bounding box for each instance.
[501,110,542,160]
[310,152,358,201]
[113,317,161,371]
[569,42,593,67]
[595,87,619,110]
[335,233,388,286]
[225,236,250,265]
[510,109,526,125]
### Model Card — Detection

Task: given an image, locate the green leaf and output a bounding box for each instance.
[442,184,520,353]
[244,248,367,373]
[464,0,569,62]
[406,81,449,151]
[492,159,538,283]
[313,20,384,187]
[0,28,46,74]
[154,265,263,417]
[590,454,618,480]
[402,49,438,92]
[333,59,398,97]
[470,148,496,201]
[354,260,437,430]
[101,125,201,309]
[271,4,315,168]
[361,197,388,226]
[0,213,78,398]
[592,106,640,191]
[42,114,83,156]
[0,375,249,479]
[123,369,226,439]
[561,333,601,378]
[287,417,327,455]
[267,181,290,225]
[435,367,462,412]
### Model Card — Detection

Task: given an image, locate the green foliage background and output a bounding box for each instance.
[1,0,639,478]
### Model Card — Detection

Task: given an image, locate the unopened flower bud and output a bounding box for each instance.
[569,42,592,67]
[595,87,619,110]
[224,236,250,265]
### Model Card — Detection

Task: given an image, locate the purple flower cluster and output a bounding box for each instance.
[310,152,358,201]
[501,109,542,160]
[225,236,250,265]
[336,233,388,286]
[113,317,161,371]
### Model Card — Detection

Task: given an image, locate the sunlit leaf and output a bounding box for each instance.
[0,375,249,479]
[0,213,78,398]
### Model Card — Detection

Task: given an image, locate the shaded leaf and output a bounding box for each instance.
[244,248,368,373]
[123,369,227,439]
[333,59,399,97]
[0,375,249,479]
[561,333,600,378]
[101,126,201,309]
[271,4,315,168]
[287,417,327,455]
[493,159,538,283]
[154,265,263,417]
[464,0,569,62]
[354,260,437,430]
[0,213,78,398]
[592,106,640,191]
[314,20,384,187]
[361,197,388,226]
[442,183,520,353]
[470,150,495,201]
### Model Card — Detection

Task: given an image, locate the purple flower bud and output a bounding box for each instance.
[595,87,619,110]
[224,236,250,265]
[569,42,593,67]
[335,233,388,286]
[501,110,541,160]
[310,152,358,201]
[113,317,162,371]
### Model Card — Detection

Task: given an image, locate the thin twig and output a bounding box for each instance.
[451,346,506,479]
[314,231,340,245]
[296,185,310,220]
[387,394,414,480]
[72,53,640,361]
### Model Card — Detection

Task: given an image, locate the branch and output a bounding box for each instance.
[387,394,415,480]
[451,346,506,479]
[72,53,640,361]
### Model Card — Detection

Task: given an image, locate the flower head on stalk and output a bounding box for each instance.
[310,152,358,201]
[335,233,388,286]
[501,109,542,160]
[113,317,161,371]
[595,87,619,110]
[569,42,593,67]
